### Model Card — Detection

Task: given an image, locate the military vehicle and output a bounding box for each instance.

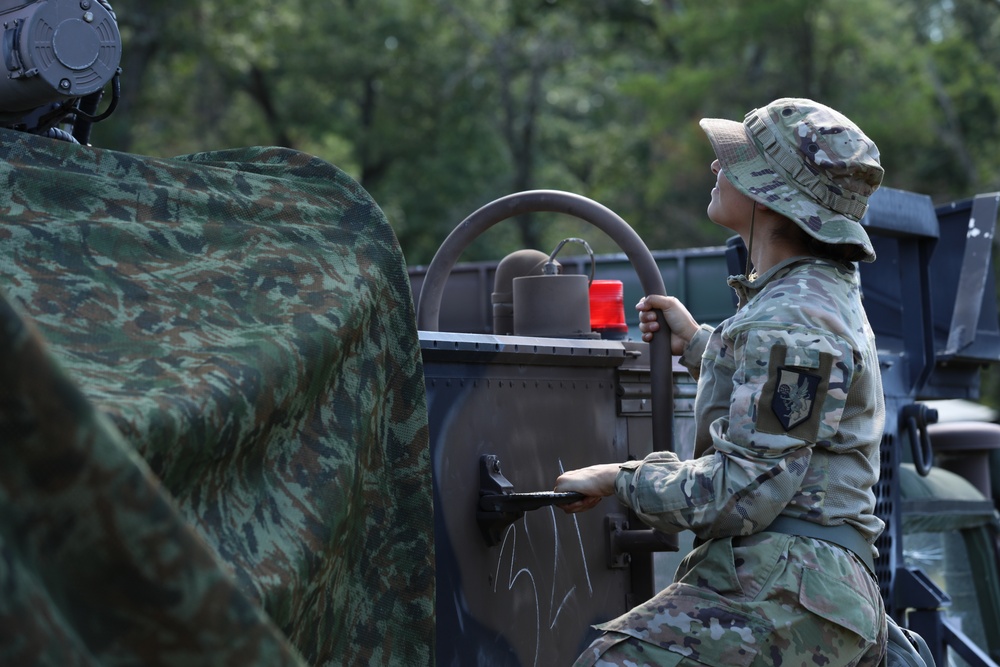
[2,1,999,665]
[410,188,1000,667]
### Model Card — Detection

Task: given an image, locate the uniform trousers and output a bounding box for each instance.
[574,531,887,667]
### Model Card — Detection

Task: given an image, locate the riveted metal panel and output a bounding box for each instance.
[422,332,662,666]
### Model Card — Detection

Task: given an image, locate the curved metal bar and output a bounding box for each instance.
[415,189,674,453]
[546,237,595,284]
[901,404,936,477]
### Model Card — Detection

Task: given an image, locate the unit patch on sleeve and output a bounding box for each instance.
[756,344,832,441]
[772,367,821,429]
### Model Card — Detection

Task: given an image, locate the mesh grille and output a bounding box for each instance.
[874,432,898,617]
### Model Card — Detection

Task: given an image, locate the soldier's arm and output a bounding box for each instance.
[613,325,854,539]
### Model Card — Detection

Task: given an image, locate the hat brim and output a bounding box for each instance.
[699,117,876,262]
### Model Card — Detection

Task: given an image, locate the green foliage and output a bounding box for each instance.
[83,0,1000,406]
[99,0,1000,263]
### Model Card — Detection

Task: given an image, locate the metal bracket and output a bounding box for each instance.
[893,566,951,611]
[606,513,678,569]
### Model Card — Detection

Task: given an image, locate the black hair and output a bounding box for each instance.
[770,217,869,264]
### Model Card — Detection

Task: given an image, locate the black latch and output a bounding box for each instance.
[477,454,584,546]
[477,455,679,563]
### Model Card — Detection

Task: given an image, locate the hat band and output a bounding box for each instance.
[744,113,869,221]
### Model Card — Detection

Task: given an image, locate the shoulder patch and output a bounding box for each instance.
[772,368,821,429]
[756,344,833,441]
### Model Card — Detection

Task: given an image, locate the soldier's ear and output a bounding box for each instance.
[753,200,780,217]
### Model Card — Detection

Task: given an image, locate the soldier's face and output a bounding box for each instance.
[707,159,754,234]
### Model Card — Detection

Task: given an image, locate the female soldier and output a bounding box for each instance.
[554,98,888,667]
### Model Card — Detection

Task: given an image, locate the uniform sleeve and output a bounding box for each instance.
[679,323,714,380]
[614,325,855,539]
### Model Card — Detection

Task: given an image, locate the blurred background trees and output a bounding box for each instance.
[95,0,999,266]
[90,0,1000,405]
[92,0,997,262]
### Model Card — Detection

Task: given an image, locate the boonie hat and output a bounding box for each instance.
[699,98,883,262]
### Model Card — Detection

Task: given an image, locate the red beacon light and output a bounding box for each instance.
[589,279,629,340]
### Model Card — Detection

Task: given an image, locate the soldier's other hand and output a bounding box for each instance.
[636,295,699,355]
[554,463,619,514]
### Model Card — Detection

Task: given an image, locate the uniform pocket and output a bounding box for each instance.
[798,566,879,643]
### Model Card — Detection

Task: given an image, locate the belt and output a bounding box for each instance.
[762,516,876,576]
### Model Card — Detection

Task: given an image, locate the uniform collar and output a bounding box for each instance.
[726,256,853,309]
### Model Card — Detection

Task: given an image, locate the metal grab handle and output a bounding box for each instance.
[901,403,938,477]
[416,190,673,454]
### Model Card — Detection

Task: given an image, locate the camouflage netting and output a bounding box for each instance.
[0,129,434,666]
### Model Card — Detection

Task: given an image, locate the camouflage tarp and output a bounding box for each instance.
[0,129,434,666]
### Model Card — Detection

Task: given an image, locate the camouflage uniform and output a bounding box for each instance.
[575,99,888,666]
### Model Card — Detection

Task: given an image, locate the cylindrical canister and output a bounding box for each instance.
[512,274,594,338]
